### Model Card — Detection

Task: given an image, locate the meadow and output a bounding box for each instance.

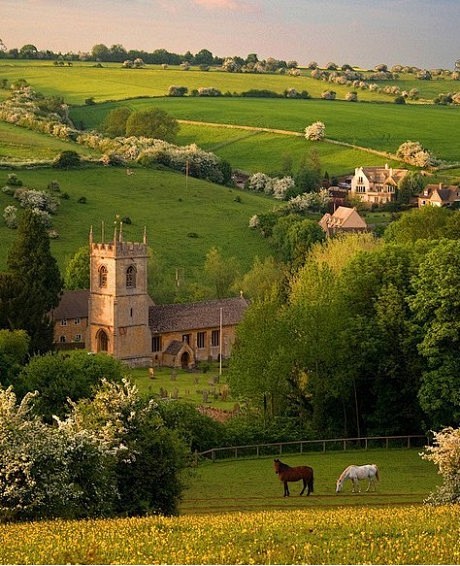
[1,61,458,104]
[71,96,460,165]
[0,449,454,564]
[0,166,275,289]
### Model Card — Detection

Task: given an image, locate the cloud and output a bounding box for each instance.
[193,0,242,9]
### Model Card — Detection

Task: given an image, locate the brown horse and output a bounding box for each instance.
[274,458,314,497]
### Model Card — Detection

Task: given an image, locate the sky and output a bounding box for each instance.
[1,0,459,70]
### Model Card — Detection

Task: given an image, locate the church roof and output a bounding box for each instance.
[51,289,90,320]
[149,296,249,333]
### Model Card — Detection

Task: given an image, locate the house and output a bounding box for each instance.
[417,183,460,208]
[319,206,368,236]
[51,226,249,368]
[350,165,408,205]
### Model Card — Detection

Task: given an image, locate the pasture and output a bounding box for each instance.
[0,449,455,564]
[71,96,460,165]
[1,61,458,104]
[0,166,275,290]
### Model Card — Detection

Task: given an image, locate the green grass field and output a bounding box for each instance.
[0,447,451,564]
[182,448,438,514]
[0,166,275,289]
[71,96,460,164]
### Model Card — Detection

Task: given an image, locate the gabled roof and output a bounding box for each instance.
[319,206,368,232]
[356,165,408,185]
[50,289,89,320]
[419,184,460,204]
[149,296,249,333]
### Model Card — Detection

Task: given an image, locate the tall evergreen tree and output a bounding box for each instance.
[4,209,62,354]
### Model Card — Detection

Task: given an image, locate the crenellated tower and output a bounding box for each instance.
[88,223,152,366]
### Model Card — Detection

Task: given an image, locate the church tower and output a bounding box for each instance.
[88,223,153,366]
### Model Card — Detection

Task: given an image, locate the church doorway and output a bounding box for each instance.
[180,351,190,369]
[96,329,109,352]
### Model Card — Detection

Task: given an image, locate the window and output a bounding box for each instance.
[182,334,191,344]
[60,319,67,326]
[152,335,162,352]
[126,265,137,288]
[97,329,109,352]
[74,334,82,342]
[197,332,206,349]
[211,329,220,347]
[74,318,80,325]
[99,265,108,288]
[59,335,66,343]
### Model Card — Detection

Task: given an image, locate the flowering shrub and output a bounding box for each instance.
[287,189,332,213]
[3,205,18,228]
[246,172,272,192]
[197,87,222,96]
[421,427,460,504]
[305,121,326,141]
[396,140,438,167]
[248,214,259,228]
[15,188,60,214]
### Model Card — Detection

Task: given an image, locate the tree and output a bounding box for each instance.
[0,329,30,387]
[64,246,90,290]
[396,171,425,205]
[125,108,179,142]
[204,247,240,299]
[409,240,460,428]
[16,350,124,420]
[383,206,452,244]
[228,291,292,419]
[233,256,285,300]
[91,43,110,61]
[3,208,62,354]
[52,150,81,169]
[421,426,460,505]
[101,107,132,137]
[19,44,38,58]
[396,140,437,167]
[305,121,325,141]
[194,48,213,66]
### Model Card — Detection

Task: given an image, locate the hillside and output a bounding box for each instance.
[0,166,276,301]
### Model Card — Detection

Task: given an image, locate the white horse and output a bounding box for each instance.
[336,464,380,493]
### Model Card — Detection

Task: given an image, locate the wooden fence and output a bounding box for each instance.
[198,434,429,462]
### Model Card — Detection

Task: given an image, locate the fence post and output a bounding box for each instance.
[323,441,326,452]
[257,445,260,457]
[212,450,216,462]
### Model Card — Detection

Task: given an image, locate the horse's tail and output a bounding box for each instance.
[309,469,314,493]
[374,465,380,481]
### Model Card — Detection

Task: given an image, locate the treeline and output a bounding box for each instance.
[228,205,460,439]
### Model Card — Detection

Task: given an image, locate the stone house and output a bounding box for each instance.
[319,206,368,236]
[417,183,460,208]
[51,227,249,368]
[350,165,408,205]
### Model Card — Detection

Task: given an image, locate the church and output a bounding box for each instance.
[51,225,249,368]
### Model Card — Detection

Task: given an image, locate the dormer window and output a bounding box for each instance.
[98,265,108,288]
[126,265,137,288]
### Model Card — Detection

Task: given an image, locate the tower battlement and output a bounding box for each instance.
[91,241,148,257]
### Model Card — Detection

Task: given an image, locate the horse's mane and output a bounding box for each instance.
[275,459,291,471]
[338,464,353,481]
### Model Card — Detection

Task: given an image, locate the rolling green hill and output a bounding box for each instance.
[0,166,276,299]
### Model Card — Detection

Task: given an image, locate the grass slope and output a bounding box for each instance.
[71,96,460,164]
[182,448,438,514]
[1,61,458,104]
[0,166,275,292]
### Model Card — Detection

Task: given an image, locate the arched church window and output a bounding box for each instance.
[126,265,137,288]
[99,265,108,288]
[97,329,109,352]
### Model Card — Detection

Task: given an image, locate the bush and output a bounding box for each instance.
[53,150,81,169]
[421,427,460,504]
[305,121,326,141]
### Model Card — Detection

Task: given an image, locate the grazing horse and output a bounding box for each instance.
[336,464,380,493]
[274,458,314,497]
